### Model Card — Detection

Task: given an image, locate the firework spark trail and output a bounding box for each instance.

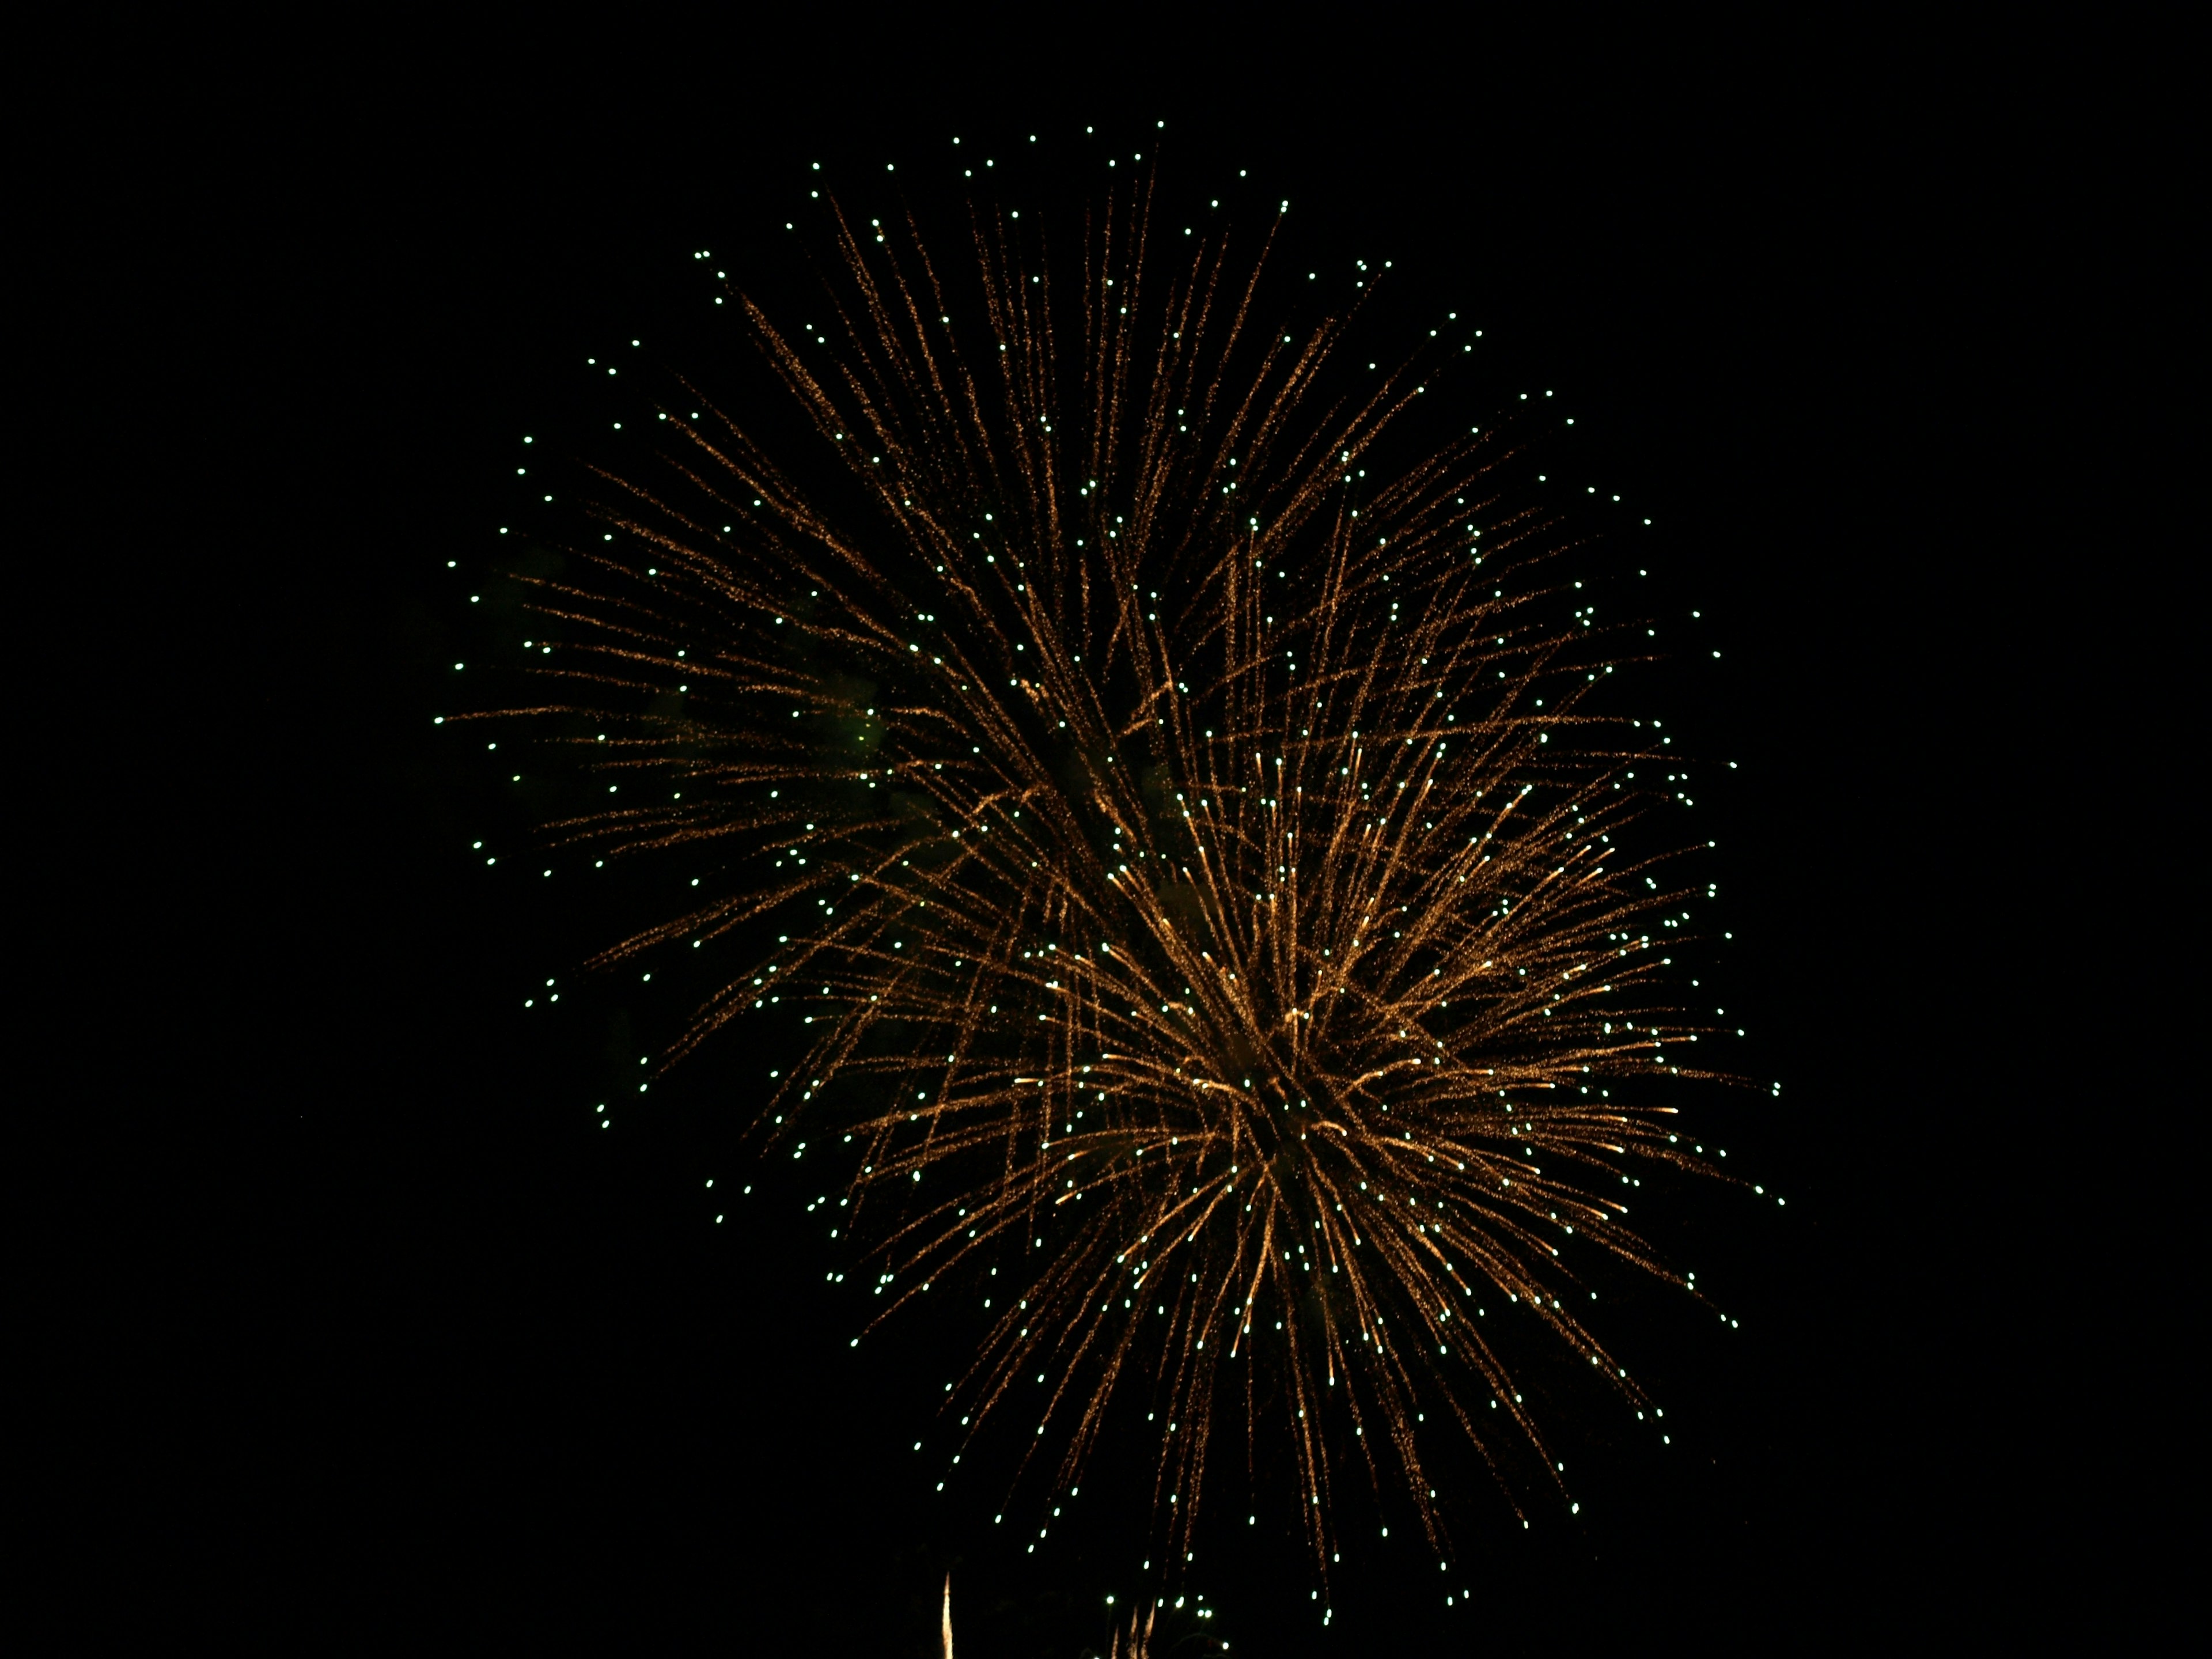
[468,165,1735,1577]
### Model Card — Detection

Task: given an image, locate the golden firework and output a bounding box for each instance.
[471,165,1731,1574]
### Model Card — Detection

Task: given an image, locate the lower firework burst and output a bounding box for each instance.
[459,156,1736,1578]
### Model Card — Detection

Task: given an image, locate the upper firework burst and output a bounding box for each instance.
[463,159,1734,1584]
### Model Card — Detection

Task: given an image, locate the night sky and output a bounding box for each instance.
[74,24,2171,1652]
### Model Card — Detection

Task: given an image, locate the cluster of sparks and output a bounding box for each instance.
[463,154,1742,1581]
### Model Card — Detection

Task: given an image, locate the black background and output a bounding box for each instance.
[57,18,2179,1652]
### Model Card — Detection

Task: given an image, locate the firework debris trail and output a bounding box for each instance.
[460,159,1742,1585]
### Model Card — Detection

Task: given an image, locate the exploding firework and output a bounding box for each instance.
[456,150,1741,1581]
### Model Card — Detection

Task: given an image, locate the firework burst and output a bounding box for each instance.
[460,159,1736,1578]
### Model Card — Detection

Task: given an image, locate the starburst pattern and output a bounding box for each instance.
[464,165,1732,1574]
